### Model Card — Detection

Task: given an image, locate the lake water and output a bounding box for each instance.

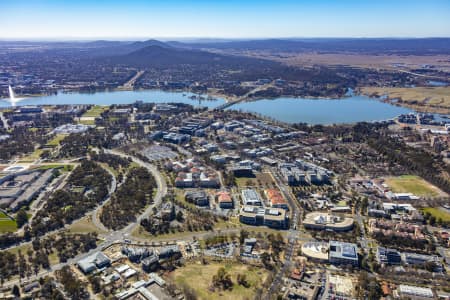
[0,90,224,109]
[0,89,414,125]
[227,96,413,124]
[428,80,448,87]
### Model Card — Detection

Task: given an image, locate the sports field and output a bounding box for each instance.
[385,175,440,198]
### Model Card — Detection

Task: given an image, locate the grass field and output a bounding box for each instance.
[82,105,108,118]
[7,243,32,255]
[385,175,440,198]
[37,164,73,172]
[0,211,17,233]
[421,207,450,222]
[68,216,106,234]
[46,134,65,147]
[361,86,450,113]
[235,172,275,188]
[20,148,44,162]
[170,262,269,300]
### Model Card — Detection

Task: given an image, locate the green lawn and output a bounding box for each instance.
[46,134,65,147]
[20,148,44,162]
[0,212,17,233]
[37,164,73,172]
[385,175,440,198]
[79,118,96,125]
[170,262,269,300]
[421,207,450,222]
[82,105,108,118]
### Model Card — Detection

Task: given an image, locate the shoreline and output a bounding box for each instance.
[3,87,448,118]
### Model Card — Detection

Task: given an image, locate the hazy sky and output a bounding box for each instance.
[1,0,449,39]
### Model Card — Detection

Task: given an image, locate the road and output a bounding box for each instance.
[265,168,302,298]
[104,148,167,236]
[0,111,9,130]
[396,69,446,79]
[355,212,370,252]
[2,149,168,289]
[118,70,145,90]
[90,164,118,232]
[214,80,276,110]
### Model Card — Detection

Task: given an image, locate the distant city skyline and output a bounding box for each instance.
[0,0,449,39]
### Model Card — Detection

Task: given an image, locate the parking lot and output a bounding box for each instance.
[143,145,178,162]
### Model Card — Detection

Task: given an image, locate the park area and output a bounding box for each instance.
[0,211,17,233]
[169,262,269,300]
[420,207,450,223]
[79,105,108,124]
[384,175,442,198]
[235,172,275,189]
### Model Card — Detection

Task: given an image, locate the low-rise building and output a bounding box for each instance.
[403,252,443,272]
[303,212,354,232]
[239,205,288,229]
[265,189,289,210]
[216,191,233,209]
[328,241,359,267]
[241,189,263,206]
[77,252,111,274]
[398,284,434,299]
[376,247,402,265]
[185,190,209,206]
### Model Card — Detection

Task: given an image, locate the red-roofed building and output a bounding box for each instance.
[265,189,289,210]
[216,191,233,209]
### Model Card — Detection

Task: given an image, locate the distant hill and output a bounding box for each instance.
[168,38,450,55]
[103,44,277,68]
[2,38,448,56]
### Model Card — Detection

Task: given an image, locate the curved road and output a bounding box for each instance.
[101,149,167,239]
[90,164,117,232]
[2,149,167,289]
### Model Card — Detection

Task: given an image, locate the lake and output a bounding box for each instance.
[0,90,224,109]
[227,96,413,124]
[1,89,414,125]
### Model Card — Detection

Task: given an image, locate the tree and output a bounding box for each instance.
[16,209,28,228]
[237,273,249,288]
[239,229,249,244]
[182,284,198,300]
[260,252,272,270]
[212,267,233,290]
[176,211,184,222]
[89,276,102,294]
[12,285,20,297]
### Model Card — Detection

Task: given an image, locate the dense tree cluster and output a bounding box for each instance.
[100,167,156,229]
[31,160,111,236]
[58,129,111,158]
[34,277,65,299]
[372,232,434,252]
[56,266,89,300]
[90,152,131,170]
[356,271,383,300]
[0,127,49,161]
[211,267,233,291]
[351,122,450,195]
[140,193,223,236]
[0,233,97,283]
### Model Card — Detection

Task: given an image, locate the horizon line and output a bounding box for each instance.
[1,36,450,42]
